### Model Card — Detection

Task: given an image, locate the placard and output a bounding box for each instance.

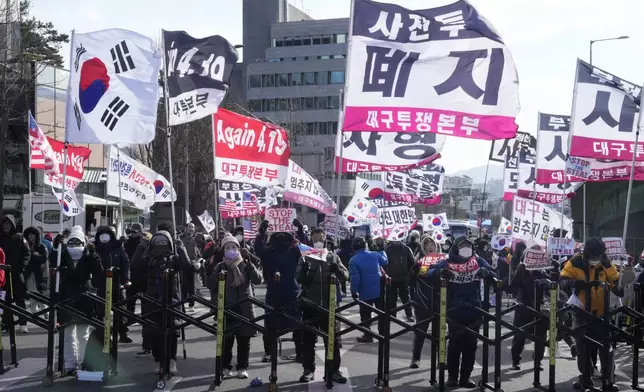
[602,237,626,262]
[565,157,591,180]
[547,237,575,257]
[524,249,551,271]
[446,257,481,284]
[266,208,296,234]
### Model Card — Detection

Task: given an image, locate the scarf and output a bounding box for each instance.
[224,254,245,287]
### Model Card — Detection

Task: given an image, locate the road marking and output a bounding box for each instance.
[153,376,182,392]
[0,357,46,391]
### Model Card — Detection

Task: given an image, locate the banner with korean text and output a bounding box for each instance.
[569,60,642,161]
[503,149,518,201]
[489,132,536,163]
[383,169,443,204]
[376,200,417,238]
[336,131,444,173]
[343,0,519,140]
[217,181,274,219]
[523,249,551,271]
[511,196,573,247]
[41,138,91,190]
[213,109,290,187]
[517,148,582,204]
[283,160,336,214]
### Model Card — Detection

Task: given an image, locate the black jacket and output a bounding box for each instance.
[0,215,30,285]
[93,227,130,297]
[384,242,415,283]
[24,227,49,293]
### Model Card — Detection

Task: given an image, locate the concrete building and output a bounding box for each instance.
[242,0,353,225]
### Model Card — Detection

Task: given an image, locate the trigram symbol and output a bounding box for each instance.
[71,207,79,214]
[73,102,82,129]
[110,40,136,74]
[361,182,369,191]
[74,44,87,72]
[162,189,170,198]
[101,97,130,131]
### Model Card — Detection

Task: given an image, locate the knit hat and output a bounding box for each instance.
[583,237,606,259]
[69,225,86,245]
[130,223,143,233]
[221,233,240,249]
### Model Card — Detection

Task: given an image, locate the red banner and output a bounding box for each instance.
[43,138,91,190]
[212,109,290,187]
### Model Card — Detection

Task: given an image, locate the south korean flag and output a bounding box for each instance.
[51,188,84,217]
[198,210,216,234]
[66,29,162,145]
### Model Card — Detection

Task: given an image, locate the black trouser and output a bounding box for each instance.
[181,270,195,307]
[556,312,575,348]
[301,306,341,372]
[223,334,251,370]
[510,306,547,363]
[447,318,481,380]
[12,280,27,326]
[263,330,303,358]
[389,281,413,318]
[412,303,433,361]
[359,297,384,336]
[151,333,178,363]
[574,321,607,384]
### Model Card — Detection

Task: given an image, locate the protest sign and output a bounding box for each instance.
[565,157,591,180]
[446,257,480,284]
[266,208,296,233]
[283,160,336,214]
[547,237,575,257]
[321,215,349,239]
[524,249,551,271]
[602,237,626,262]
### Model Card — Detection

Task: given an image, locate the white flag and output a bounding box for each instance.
[51,188,84,217]
[498,217,512,234]
[198,210,216,233]
[66,29,162,144]
[186,210,192,224]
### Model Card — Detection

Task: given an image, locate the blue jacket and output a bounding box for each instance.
[255,233,301,305]
[349,249,388,301]
[427,250,496,320]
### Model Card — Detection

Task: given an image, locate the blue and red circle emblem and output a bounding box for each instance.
[435,233,444,241]
[356,202,364,209]
[505,225,512,234]
[59,199,69,212]
[346,216,356,223]
[153,180,164,194]
[368,187,384,199]
[79,58,110,114]
[498,238,506,247]
[432,217,442,227]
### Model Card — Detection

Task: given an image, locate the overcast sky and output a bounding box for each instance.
[30,0,643,173]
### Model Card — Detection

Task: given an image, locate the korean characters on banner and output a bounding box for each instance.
[212,109,290,187]
[320,215,350,239]
[489,131,537,163]
[336,131,445,173]
[512,196,573,247]
[447,257,481,284]
[378,201,417,238]
[265,208,297,234]
[217,181,268,219]
[383,171,441,203]
[43,139,91,190]
[343,0,520,140]
[517,148,582,204]
[547,237,575,258]
[523,249,551,271]
[503,149,519,201]
[569,60,643,161]
[602,237,627,263]
[283,160,336,214]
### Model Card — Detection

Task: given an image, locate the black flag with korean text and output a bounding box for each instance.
[163,30,239,126]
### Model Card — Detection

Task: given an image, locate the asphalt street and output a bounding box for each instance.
[0,284,641,392]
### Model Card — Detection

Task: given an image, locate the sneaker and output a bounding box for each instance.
[332,371,347,384]
[187,306,195,314]
[237,369,249,379]
[405,315,415,323]
[512,361,521,370]
[169,359,177,374]
[154,362,160,374]
[223,368,233,379]
[459,378,476,388]
[356,335,374,343]
[410,359,420,369]
[18,325,28,333]
[570,344,578,358]
[446,379,458,387]
[299,370,315,383]
[135,349,151,358]
[119,336,133,344]
[261,354,271,363]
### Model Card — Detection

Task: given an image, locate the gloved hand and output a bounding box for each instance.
[573,280,588,295]
[440,269,455,280]
[86,242,97,255]
[351,292,359,300]
[476,268,490,279]
[240,248,250,258]
[612,285,625,298]
[292,219,303,229]
[329,263,340,275]
[53,234,64,249]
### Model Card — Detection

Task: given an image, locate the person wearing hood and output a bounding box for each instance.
[474,237,494,265]
[180,222,201,313]
[232,225,260,268]
[296,228,348,384]
[52,226,104,374]
[349,236,388,343]
[408,234,444,369]
[212,234,262,380]
[384,237,416,322]
[0,215,30,332]
[426,236,496,388]
[407,230,421,258]
[254,220,303,363]
[560,237,621,391]
[93,225,132,344]
[23,226,49,326]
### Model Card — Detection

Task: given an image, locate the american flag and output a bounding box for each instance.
[218,196,241,212]
[242,218,259,240]
[242,192,259,209]
[28,111,59,176]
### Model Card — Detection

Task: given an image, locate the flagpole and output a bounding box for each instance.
[582,184,587,242]
[531,118,541,239]
[28,132,33,227]
[211,120,220,233]
[161,29,178,237]
[117,149,125,236]
[561,60,581,233]
[334,89,345,224]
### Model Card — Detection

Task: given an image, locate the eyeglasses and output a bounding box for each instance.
[67,239,83,247]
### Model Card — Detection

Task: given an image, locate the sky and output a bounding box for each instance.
[29,0,644,174]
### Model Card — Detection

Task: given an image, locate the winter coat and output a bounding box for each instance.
[560,254,619,316]
[408,241,421,259]
[23,227,49,293]
[296,252,348,308]
[180,233,200,261]
[52,244,104,324]
[509,263,550,308]
[349,249,388,301]
[0,215,31,286]
[124,235,146,291]
[93,227,130,299]
[212,258,262,337]
[384,242,415,283]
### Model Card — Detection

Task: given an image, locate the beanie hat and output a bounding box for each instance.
[69,225,86,245]
[221,233,240,249]
[583,237,606,259]
[410,230,420,240]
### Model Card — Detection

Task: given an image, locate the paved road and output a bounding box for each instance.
[0,285,640,392]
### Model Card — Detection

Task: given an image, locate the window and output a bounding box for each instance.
[332,54,345,59]
[290,97,301,110]
[262,99,275,112]
[262,74,274,87]
[330,71,345,84]
[274,39,283,47]
[330,95,340,108]
[293,37,302,46]
[277,98,289,111]
[322,35,332,44]
[317,71,329,85]
[304,72,315,85]
[303,37,312,45]
[319,122,328,134]
[284,38,293,46]
[277,73,289,87]
[335,33,347,44]
[331,121,338,134]
[304,97,315,109]
[312,36,321,45]
[248,74,261,88]
[318,55,330,60]
[290,72,302,86]
[317,96,328,109]
[248,100,261,112]
[306,123,314,135]
[267,58,281,63]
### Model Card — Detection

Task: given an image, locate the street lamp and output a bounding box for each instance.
[589,36,629,65]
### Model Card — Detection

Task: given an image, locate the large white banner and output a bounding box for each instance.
[198,210,216,233]
[336,131,444,172]
[283,160,336,214]
[383,171,440,204]
[511,196,573,247]
[517,148,582,204]
[342,0,519,140]
[503,150,518,201]
[569,60,642,161]
[66,29,162,144]
[107,147,176,209]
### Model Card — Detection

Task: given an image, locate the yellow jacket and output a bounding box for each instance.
[560,254,619,316]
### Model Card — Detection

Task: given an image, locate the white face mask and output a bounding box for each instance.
[459,248,473,258]
[589,258,600,266]
[99,234,111,243]
[313,241,325,250]
[235,235,244,243]
[68,247,84,260]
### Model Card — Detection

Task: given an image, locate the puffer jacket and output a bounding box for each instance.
[296,251,348,307]
[93,226,130,297]
[384,242,415,283]
[23,226,49,293]
[0,215,30,285]
[560,253,619,316]
[349,249,388,301]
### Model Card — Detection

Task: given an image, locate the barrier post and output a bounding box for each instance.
[632,284,642,390]
[481,279,490,387]
[430,283,437,386]
[158,270,170,385]
[438,278,447,392]
[212,271,226,389]
[6,271,17,367]
[103,269,113,383]
[376,277,385,387]
[533,280,542,388]
[493,279,502,391]
[325,274,337,390]
[268,272,281,391]
[110,269,121,376]
[548,282,557,392]
[382,276,392,391]
[601,284,614,392]
[43,268,57,386]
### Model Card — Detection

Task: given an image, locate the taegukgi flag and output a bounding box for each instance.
[65,28,162,144]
